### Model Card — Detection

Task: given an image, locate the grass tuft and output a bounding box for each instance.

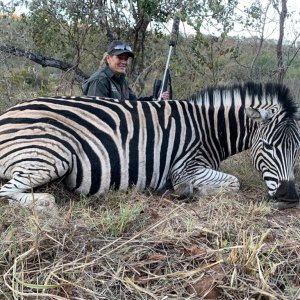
[0,152,300,299]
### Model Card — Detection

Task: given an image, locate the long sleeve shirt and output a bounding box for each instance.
[82,65,153,101]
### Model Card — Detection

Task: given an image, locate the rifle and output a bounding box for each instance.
[154,16,180,101]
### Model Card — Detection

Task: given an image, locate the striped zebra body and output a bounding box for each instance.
[0,82,299,211]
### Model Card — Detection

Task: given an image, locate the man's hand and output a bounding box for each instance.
[161,91,170,100]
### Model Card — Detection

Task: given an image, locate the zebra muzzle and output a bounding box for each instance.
[271,180,299,210]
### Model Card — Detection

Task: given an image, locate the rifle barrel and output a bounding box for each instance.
[158,15,180,101]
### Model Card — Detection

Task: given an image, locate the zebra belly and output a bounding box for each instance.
[0,129,171,197]
[0,142,72,183]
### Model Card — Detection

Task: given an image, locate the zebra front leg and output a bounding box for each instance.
[0,172,58,213]
[171,166,240,198]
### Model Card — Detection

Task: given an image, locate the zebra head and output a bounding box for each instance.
[246,105,300,208]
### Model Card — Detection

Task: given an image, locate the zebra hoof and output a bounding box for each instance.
[272,201,299,210]
[173,183,193,199]
[31,194,59,215]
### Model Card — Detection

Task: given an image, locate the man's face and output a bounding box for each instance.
[107,53,130,75]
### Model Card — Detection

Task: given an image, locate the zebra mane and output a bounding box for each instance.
[247,82,298,118]
[189,82,299,118]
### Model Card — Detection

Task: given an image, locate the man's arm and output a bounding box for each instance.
[128,86,155,101]
[128,86,138,100]
[128,86,169,101]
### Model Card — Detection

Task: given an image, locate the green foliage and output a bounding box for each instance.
[0,61,61,110]
[103,202,144,236]
[1,0,300,101]
[287,64,300,78]
[26,10,63,54]
[186,0,238,33]
[12,69,43,87]
[244,2,264,27]
[256,52,277,75]
[0,14,31,48]
[136,0,168,22]
[24,0,99,60]
[190,32,239,85]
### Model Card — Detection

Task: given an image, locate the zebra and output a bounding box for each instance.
[0,82,299,211]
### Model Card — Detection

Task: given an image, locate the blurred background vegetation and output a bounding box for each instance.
[0,0,299,110]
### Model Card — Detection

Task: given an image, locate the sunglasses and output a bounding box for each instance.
[112,44,132,52]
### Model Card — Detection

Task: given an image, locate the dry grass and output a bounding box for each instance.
[0,152,300,299]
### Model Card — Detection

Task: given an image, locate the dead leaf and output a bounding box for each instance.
[183,244,207,256]
[148,209,160,219]
[147,254,167,261]
[187,265,225,299]
[187,275,222,299]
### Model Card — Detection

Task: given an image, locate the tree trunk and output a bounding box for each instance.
[131,17,150,77]
[277,0,287,83]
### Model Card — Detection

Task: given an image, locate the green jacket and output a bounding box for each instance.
[82,65,153,101]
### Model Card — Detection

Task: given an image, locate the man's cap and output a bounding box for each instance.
[107,40,134,58]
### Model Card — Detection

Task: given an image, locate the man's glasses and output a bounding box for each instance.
[112,44,132,52]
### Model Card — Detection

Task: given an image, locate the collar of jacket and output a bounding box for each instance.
[104,65,126,83]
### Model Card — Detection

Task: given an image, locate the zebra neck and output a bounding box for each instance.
[198,105,256,163]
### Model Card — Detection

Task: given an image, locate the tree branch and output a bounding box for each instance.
[0,45,89,82]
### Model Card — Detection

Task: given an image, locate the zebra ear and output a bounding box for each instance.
[245,108,274,122]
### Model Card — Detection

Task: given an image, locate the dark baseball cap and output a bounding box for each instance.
[107,40,134,58]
